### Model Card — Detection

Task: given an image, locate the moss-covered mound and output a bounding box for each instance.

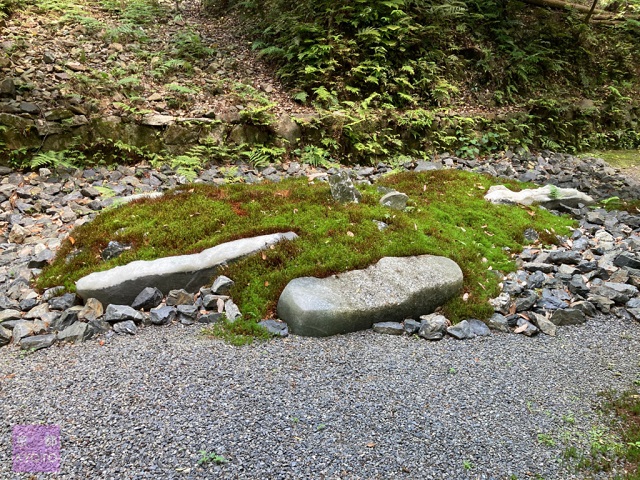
[38,170,574,327]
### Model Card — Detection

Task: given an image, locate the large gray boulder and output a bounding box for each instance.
[277,255,463,337]
[76,232,297,306]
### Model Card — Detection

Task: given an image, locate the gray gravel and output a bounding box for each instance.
[1,313,639,479]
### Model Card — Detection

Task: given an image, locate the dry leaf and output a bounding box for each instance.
[217,298,224,313]
[261,252,267,260]
[366,442,376,448]
[462,292,469,302]
[347,231,354,237]
[509,303,517,315]
[69,236,75,245]
[514,324,528,334]
[264,281,269,287]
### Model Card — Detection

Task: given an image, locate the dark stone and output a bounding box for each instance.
[113,320,138,335]
[418,313,448,340]
[131,287,163,310]
[104,304,144,323]
[19,298,38,312]
[48,293,80,311]
[467,319,490,336]
[486,313,510,333]
[58,322,91,343]
[20,334,56,350]
[19,102,40,114]
[523,228,539,242]
[0,325,11,346]
[523,262,555,273]
[28,249,54,268]
[166,289,193,306]
[50,309,79,331]
[550,308,586,326]
[0,77,16,98]
[537,289,569,310]
[527,271,546,289]
[198,312,223,324]
[149,305,176,325]
[101,241,131,261]
[403,319,421,335]
[177,304,199,325]
[328,171,362,204]
[548,250,582,265]
[447,320,475,340]
[202,294,229,309]
[211,275,234,295]
[87,319,111,336]
[373,322,405,335]
[568,275,589,296]
[613,252,640,269]
[515,290,537,312]
[259,319,289,337]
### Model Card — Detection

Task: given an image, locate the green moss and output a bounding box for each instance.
[586,149,640,169]
[38,170,574,338]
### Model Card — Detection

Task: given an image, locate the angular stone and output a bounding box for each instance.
[258,319,289,337]
[614,252,640,270]
[48,293,80,311]
[548,250,582,265]
[141,114,174,126]
[113,320,138,335]
[177,304,198,325]
[50,309,79,331]
[28,249,54,268]
[101,241,131,261]
[58,322,90,343]
[515,290,537,312]
[403,318,421,335]
[0,309,21,323]
[224,299,242,321]
[87,319,111,336]
[550,308,586,326]
[486,313,510,333]
[0,325,11,346]
[211,275,234,295]
[528,312,557,336]
[8,224,28,243]
[328,171,362,204]
[149,306,176,325]
[485,184,594,209]
[523,262,556,274]
[12,320,36,343]
[78,298,104,322]
[23,302,49,319]
[104,304,144,323]
[447,320,475,340]
[198,312,223,324]
[76,232,297,306]
[202,294,229,309]
[131,287,163,310]
[588,295,615,314]
[278,255,463,337]
[490,293,511,315]
[418,313,448,340]
[20,334,56,350]
[373,321,405,335]
[467,319,490,336]
[380,191,409,210]
[166,289,193,306]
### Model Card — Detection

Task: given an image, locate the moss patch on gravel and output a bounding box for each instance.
[37,170,574,332]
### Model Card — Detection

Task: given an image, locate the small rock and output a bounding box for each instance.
[58,322,91,343]
[101,241,131,261]
[149,306,176,325]
[50,309,79,331]
[202,294,229,309]
[49,293,80,311]
[528,312,557,336]
[198,312,223,324]
[87,319,111,336]
[224,299,242,321]
[515,290,537,312]
[177,304,198,325]
[418,313,448,340]
[24,303,50,319]
[166,289,194,306]
[78,298,104,322]
[380,191,409,210]
[104,304,144,323]
[113,320,138,335]
[0,309,21,323]
[489,293,511,315]
[403,319,421,335]
[372,321,405,335]
[211,275,234,295]
[20,334,56,351]
[486,313,510,333]
[0,77,16,98]
[131,287,163,310]
[467,319,490,336]
[550,308,586,326]
[514,318,538,336]
[328,171,362,204]
[28,249,54,268]
[8,224,28,243]
[0,325,12,346]
[259,319,289,337]
[447,320,475,340]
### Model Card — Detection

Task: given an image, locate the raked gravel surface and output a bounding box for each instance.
[1,312,639,479]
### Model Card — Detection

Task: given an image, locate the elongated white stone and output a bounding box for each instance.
[76,232,297,306]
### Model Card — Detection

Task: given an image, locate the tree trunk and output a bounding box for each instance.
[520,0,609,16]
[585,0,599,22]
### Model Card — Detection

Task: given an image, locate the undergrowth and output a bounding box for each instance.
[37,170,574,343]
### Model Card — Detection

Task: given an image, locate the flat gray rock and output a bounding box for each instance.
[76,232,297,306]
[277,255,463,337]
[372,322,405,335]
[485,184,595,209]
[20,333,56,350]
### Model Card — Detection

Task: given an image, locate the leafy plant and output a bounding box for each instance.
[30,150,77,170]
[242,145,285,169]
[197,450,228,465]
[171,27,215,61]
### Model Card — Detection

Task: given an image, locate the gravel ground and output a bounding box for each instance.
[1,312,639,479]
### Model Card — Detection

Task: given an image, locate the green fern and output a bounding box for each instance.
[30,151,77,170]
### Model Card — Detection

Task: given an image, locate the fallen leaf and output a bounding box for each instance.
[69,236,75,245]
[366,442,376,448]
[514,324,528,334]
[264,281,269,287]
[347,231,354,237]
[509,303,517,315]
[261,252,267,260]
